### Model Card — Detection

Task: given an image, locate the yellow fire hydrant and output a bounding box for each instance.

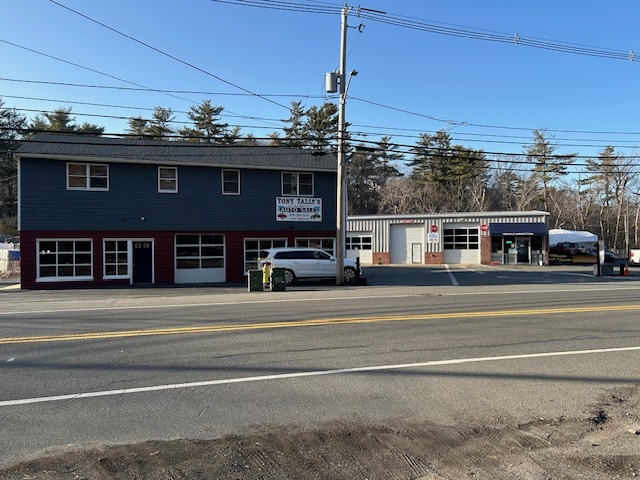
[262,263,271,290]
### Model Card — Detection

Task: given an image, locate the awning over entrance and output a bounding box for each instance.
[489,222,547,236]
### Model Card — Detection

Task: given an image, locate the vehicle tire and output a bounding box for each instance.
[284,269,296,285]
[343,267,356,284]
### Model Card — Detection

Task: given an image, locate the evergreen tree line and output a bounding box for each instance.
[1,98,639,254]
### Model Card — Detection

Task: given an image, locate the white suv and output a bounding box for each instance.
[259,247,360,285]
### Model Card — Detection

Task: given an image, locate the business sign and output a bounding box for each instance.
[276,197,322,222]
[428,233,439,243]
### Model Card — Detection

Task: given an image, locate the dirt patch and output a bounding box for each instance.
[2,385,639,479]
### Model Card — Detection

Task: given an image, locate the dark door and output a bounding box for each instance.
[516,237,530,264]
[133,241,153,284]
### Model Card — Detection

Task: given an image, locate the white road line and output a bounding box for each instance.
[2,345,638,408]
[3,285,640,317]
[444,264,459,286]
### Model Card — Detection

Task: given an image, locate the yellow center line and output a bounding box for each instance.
[1,304,639,345]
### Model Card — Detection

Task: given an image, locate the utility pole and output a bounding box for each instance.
[335,5,349,285]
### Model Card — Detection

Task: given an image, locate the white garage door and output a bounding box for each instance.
[346,234,373,264]
[175,234,226,283]
[390,224,425,264]
[443,225,481,264]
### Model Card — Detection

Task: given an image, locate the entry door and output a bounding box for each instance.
[133,241,153,284]
[516,237,530,264]
[411,243,422,263]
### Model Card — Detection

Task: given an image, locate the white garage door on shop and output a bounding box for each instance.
[443,224,481,264]
[175,234,226,284]
[346,234,373,264]
[390,224,425,264]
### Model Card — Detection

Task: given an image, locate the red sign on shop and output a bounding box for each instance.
[430,225,438,233]
[481,224,489,232]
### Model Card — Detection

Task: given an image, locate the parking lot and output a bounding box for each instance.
[359,263,639,288]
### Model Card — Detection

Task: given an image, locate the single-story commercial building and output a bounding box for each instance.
[346,211,550,265]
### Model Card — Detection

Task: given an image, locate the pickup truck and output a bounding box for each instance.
[549,242,583,256]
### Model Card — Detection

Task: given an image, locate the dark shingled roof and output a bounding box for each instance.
[16,133,338,172]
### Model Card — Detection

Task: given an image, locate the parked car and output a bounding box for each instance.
[259,247,361,285]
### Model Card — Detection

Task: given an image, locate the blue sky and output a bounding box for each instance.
[2,0,639,171]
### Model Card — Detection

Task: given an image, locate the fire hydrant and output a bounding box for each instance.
[262,263,271,289]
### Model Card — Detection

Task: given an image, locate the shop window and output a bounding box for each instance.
[244,238,287,271]
[37,239,93,281]
[295,238,335,256]
[104,240,129,278]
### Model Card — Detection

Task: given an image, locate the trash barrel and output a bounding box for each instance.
[270,267,286,291]
[247,269,263,291]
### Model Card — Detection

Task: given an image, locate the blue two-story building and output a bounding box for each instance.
[16,134,339,289]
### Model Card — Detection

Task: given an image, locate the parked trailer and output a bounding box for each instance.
[630,249,640,265]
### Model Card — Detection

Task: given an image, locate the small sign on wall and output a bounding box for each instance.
[428,233,439,243]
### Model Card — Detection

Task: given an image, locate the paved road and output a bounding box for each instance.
[1,265,639,467]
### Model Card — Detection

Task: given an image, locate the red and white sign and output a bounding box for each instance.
[430,225,438,233]
[480,224,489,232]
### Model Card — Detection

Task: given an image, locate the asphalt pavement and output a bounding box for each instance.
[1,263,639,293]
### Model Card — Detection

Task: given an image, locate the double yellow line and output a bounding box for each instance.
[2,304,639,345]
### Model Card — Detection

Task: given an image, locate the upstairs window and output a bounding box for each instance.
[158,167,178,193]
[67,163,108,191]
[222,169,240,195]
[282,172,313,196]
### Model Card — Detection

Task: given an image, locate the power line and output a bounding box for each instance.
[49,0,291,111]
[0,38,195,105]
[5,102,640,154]
[216,0,638,63]
[4,2,637,158]
[1,94,290,122]
[6,80,640,144]
[349,96,640,136]
[0,77,324,98]
[5,107,289,133]
[358,10,636,62]
[5,128,640,166]
[208,0,340,15]
[348,130,640,151]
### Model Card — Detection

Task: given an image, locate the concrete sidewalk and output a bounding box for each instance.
[0,277,20,291]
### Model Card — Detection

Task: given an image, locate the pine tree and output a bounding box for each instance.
[178,100,229,142]
[523,129,576,210]
[0,100,27,233]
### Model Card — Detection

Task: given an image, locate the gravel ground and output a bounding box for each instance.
[1,385,639,480]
